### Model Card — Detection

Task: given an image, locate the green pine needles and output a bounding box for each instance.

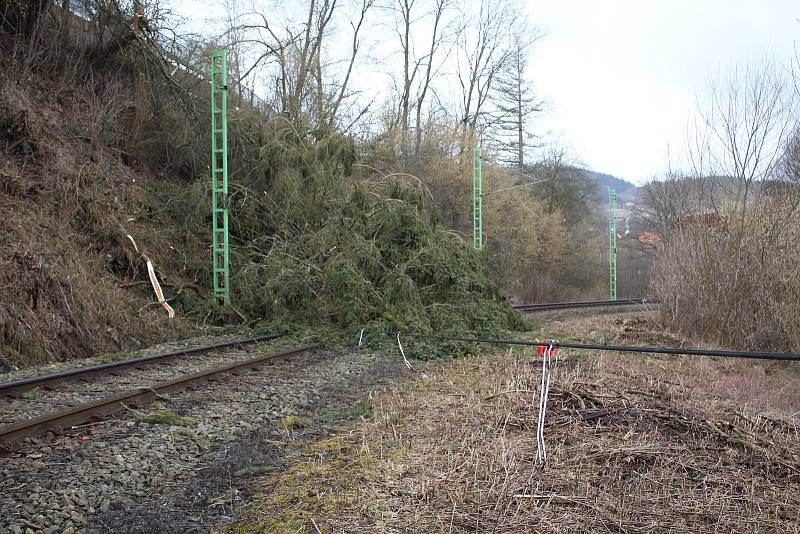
[222,123,526,355]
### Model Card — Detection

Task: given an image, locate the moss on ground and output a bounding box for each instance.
[136,409,196,427]
[278,415,310,432]
[21,387,40,400]
[173,428,209,451]
[321,400,374,423]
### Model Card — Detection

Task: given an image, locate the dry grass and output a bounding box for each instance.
[0,44,211,370]
[553,313,800,420]
[233,312,800,533]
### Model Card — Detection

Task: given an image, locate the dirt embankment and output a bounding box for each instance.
[1,44,213,371]
[230,311,800,533]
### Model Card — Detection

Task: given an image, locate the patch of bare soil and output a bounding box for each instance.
[230,312,800,533]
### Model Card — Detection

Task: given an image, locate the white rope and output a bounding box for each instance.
[396,334,414,371]
[358,328,365,348]
[536,349,547,464]
[536,344,554,465]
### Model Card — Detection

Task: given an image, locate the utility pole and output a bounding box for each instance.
[472,146,483,250]
[210,50,230,305]
[608,187,617,301]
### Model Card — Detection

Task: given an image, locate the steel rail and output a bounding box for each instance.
[0,343,320,450]
[513,298,659,311]
[0,334,283,396]
[401,333,800,362]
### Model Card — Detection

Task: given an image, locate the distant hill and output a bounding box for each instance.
[580,169,639,203]
[581,169,636,196]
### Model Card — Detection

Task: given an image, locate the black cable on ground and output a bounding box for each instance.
[400,333,800,362]
[512,298,657,310]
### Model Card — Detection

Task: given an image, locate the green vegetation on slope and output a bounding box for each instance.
[0,31,524,368]
[157,121,527,355]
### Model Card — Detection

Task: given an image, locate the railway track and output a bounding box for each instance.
[0,333,284,396]
[0,299,653,451]
[513,298,658,312]
[0,337,320,451]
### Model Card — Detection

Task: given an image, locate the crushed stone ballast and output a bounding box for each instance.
[0,333,284,396]
[0,343,319,451]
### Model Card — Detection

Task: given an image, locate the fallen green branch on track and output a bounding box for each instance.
[159,123,528,358]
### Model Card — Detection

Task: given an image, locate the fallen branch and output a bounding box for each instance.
[126,234,175,319]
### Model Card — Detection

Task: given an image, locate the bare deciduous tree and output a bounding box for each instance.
[651,58,800,351]
[455,0,525,149]
[328,0,374,127]
[412,0,452,156]
[532,144,596,222]
[232,0,337,120]
[226,0,380,128]
[641,173,703,239]
[688,58,798,247]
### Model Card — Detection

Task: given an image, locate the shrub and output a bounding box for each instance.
[651,200,800,351]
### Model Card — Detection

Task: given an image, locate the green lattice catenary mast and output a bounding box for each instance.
[608,187,617,301]
[210,50,230,305]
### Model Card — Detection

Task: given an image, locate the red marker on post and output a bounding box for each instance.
[535,338,558,359]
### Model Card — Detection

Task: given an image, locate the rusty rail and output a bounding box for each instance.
[0,334,283,396]
[513,298,659,312]
[0,343,320,451]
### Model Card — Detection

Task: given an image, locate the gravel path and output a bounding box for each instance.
[0,341,407,533]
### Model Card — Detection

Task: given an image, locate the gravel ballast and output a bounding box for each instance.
[0,338,407,533]
[0,338,289,426]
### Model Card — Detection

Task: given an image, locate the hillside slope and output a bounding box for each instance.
[580,169,639,202]
[0,28,524,370]
[0,61,210,370]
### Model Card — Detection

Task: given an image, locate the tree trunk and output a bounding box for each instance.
[400,0,411,160]
[516,75,523,166]
[60,0,71,45]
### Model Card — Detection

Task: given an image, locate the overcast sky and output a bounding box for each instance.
[529,0,799,184]
[174,0,799,185]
